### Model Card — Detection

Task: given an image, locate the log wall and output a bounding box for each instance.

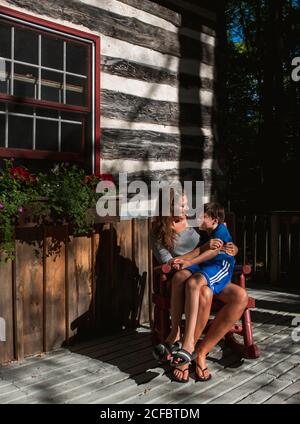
[0,0,223,197]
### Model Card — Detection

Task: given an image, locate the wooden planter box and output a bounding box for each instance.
[0,215,152,365]
[16,195,121,228]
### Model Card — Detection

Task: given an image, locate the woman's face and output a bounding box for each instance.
[174,195,189,219]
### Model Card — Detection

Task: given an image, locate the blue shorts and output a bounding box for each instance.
[186,259,233,294]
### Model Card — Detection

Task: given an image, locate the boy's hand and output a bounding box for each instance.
[209,238,224,250]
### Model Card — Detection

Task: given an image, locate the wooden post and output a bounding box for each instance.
[12,242,24,361]
[0,258,14,363]
[270,213,280,285]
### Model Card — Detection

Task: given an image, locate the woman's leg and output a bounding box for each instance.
[181,274,208,355]
[165,269,192,345]
[195,283,248,379]
[172,275,208,382]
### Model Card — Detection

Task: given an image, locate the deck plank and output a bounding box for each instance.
[0,288,299,404]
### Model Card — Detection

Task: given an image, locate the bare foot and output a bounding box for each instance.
[195,350,211,381]
[172,364,189,382]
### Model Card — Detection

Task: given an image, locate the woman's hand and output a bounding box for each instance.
[209,238,224,250]
[168,258,181,270]
[222,242,238,256]
[172,258,192,269]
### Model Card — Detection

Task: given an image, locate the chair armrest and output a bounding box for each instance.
[234,264,252,275]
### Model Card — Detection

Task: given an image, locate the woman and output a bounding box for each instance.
[150,190,248,383]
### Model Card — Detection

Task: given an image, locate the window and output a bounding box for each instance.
[0,7,100,172]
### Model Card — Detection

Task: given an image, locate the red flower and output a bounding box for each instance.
[84,173,114,184]
[9,166,37,185]
[98,173,114,182]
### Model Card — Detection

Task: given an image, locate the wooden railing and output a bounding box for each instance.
[233,211,300,285]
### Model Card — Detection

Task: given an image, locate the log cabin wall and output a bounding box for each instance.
[0,0,223,364]
[0,0,223,199]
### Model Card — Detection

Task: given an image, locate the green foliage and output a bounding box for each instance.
[36,163,98,234]
[224,0,300,211]
[0,160,114,263]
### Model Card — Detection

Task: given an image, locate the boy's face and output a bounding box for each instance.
[199,213,218,230]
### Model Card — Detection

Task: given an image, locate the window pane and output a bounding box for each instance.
[36,107,58,119]
[0,23,11,59]
[0,59,11,94]
[61,120,82,153]
[14,26,38,64]
[9,104,31,115]
[42,35,63,70]
[66,42,87,76]
[36,118,58,151]
[13,63,38,99]
[41,69,63,103]
[8,114,33,149]
[66,75,86,107]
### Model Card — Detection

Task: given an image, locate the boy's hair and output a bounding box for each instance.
[204,202,225,223]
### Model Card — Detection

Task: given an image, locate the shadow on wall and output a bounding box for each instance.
[177,1,221,200]
[67,224,147,344]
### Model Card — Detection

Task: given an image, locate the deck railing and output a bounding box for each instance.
[233,211,300,285]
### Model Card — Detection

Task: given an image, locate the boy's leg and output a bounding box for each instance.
[165,269,192,345]
[195,282,248,379]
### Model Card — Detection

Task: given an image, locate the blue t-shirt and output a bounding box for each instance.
[208,223,235,267]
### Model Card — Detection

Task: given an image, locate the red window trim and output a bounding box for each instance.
[0,6,100,173]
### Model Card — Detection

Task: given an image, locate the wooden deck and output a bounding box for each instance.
[0,287,300,404]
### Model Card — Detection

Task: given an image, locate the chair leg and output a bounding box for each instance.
[151,304,170,345]
[225,307,260,359]
[241,308,260,359]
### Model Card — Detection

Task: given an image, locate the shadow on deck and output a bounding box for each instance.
[0,288,299,404]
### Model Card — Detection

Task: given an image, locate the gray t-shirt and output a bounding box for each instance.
[150,227,201,264]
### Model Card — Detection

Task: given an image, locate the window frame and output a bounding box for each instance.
[0,6,100,173]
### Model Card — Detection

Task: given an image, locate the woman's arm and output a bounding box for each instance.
[172,247,200,261]
[174,247,222,269]
[149,232,173,264]
[171,238,224,262]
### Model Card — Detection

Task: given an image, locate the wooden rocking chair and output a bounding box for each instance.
[151,260,260,359]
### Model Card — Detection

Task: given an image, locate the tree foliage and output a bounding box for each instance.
[224,0,300,211]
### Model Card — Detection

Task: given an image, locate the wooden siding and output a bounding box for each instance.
[0,219,151,365]
[0,0,222,195]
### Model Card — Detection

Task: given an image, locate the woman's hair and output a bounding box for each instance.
[152,188,183,251]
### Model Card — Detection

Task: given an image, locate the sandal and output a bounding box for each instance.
[152,341,182,363]
[171,348,197,367]
[171,366,189,383]
[195,363,212,382]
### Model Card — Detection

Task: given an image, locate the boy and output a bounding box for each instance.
[173,202,235,295]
